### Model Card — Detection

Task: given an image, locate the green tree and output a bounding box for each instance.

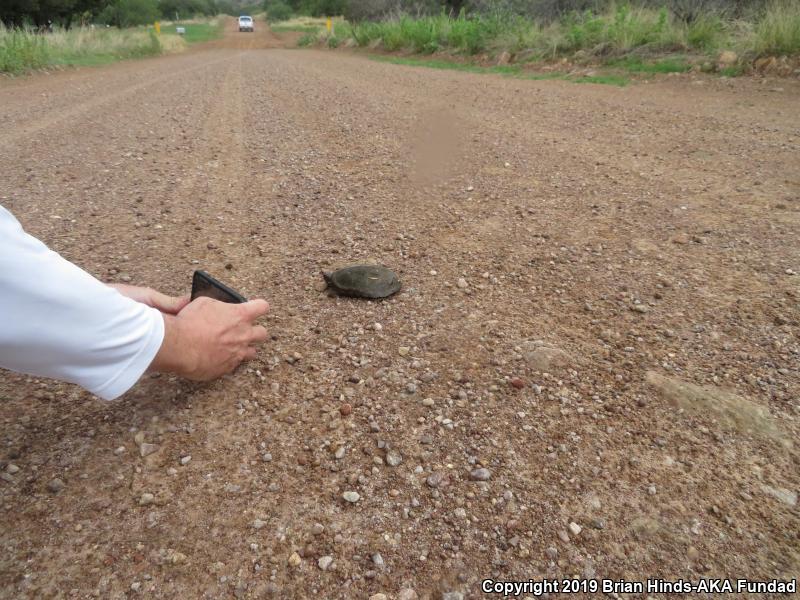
[98,0,160,26]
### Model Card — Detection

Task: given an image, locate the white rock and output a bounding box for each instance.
[342,491,360,503]
[456,278,468,289]
[762,485,797,507]
[139,493,155,506]
[386,450,402,467]
[180,455,192,465]
[568,522,582,536]
[318,555,334,571]
[139,443,158,457]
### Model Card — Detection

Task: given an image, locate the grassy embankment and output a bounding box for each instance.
[297,2,800,83]
[0,18,222,75]
[158,19,224,44]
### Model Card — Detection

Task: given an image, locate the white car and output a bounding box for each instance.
[238,16,254,32]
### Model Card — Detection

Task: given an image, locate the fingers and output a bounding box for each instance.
[153,292,190,315]
[239,299,269,321]
[249,325,268,343]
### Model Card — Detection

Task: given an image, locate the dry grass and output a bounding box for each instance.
[0,24,187,74]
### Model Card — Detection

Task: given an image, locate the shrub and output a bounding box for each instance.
[0,26,49,73]
[752,0,800,56]
[686,13,726,50]
[266,0,294,21]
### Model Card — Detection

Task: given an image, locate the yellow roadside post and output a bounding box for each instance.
[326,17,333,37]
[154,21,160,35]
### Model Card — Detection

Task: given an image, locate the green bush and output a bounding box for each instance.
[0,27,49,73]
[98,0,160,27]
[752,0,800,56]
[298,31,317,45]
[686,14,726,50]
[265,0,294,22]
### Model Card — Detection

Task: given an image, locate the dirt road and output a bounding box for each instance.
[1,18,799,599]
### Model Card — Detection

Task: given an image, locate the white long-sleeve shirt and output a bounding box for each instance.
[0,205,164,400]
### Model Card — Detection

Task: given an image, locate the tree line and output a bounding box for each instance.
[3,0,767,28]
[0,0,242,27]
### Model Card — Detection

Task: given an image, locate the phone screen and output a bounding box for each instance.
[191,271,246,304]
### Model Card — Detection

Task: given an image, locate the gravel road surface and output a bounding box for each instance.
[1,18,798,600]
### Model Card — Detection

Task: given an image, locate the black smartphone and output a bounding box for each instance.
[191,270,247,304]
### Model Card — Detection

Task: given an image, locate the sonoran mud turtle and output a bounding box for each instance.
[322,265,401,299]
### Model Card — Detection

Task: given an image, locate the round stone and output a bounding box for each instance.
[342,491,360,503]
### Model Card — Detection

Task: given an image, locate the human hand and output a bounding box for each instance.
[109,283,189,315]
[151,297,269,381]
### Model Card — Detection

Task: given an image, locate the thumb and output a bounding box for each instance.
[239,298,270,321]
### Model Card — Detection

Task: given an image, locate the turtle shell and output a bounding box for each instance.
[323,265,401,299]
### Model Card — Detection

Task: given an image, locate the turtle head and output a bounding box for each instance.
[321,271,333,286]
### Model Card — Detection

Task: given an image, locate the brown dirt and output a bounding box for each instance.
[1,16,799,600]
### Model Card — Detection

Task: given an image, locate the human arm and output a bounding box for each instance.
[0,205,268,398]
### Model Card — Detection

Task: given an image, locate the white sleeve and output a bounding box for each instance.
[0,206,165,400]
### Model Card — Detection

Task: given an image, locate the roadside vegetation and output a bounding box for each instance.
[0,24,188,73]
[159,19,224,43]
[0,0,232,74]
[286,0,800,77]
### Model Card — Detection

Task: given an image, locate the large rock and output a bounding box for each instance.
[522,342,572,372]
[645,371,787,446]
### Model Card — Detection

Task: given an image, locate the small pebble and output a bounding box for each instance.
[318,555,333,571]
[427,472,444,488]
[139,493,154,506]
[470,468,491,481]
[386,450,403,467]
[288,552,302,567]
[139,443,158,457]
[6,464,19,474]
[342,491,360,503]
[311,523,325,535]
[180,455,192,465]
[568,522,582,536]
[339,403,352,416]
[510,377,525,389]
[456,278,468,289]
[47,478,65,493]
